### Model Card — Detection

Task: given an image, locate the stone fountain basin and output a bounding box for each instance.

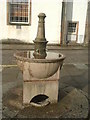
[14,51,65,79]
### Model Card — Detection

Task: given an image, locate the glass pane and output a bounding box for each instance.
[68,22,77,33]
[10,0,29,23]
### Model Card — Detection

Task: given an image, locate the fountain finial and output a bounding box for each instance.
[33,13,48,59]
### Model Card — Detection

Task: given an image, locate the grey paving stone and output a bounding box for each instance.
[74,63,88,69]
[59,89,89,118]
[2,67,22,94]
[2,107,18,118]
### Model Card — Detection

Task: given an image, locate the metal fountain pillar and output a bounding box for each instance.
[33,13,48,59]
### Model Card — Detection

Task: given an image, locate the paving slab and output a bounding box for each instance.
[60,64,88,90]
[2,67,22,94]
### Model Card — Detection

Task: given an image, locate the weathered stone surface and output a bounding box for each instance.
[2,107,18,118]
[74,63,88,69]
[23,80,59,104]
[59,88,89,118]
[2,84,89,119]
[14,50,65,105]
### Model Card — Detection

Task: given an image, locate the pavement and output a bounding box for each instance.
[0,44,89,119]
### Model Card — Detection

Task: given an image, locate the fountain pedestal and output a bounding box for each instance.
[15,51,65,106]
[23,64,60,105]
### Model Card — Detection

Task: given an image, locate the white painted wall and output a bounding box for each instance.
[31,0,63,44]
[0,0,62,44]
[0,0,7,40]
[66,0,88,43]
[0,0,88,44]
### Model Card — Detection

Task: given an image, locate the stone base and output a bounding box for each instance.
[23,80,59,105]
[2,83,89,118]
[23,66,60,106]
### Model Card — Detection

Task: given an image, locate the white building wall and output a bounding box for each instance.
[0,0,7,40]
[31,0,63,44]
[0,0,63,44]
[66,0,88,43]
[0,0,88,44]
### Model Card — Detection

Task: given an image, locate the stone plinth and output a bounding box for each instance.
[23,67,60,105]
[14,51,65,106]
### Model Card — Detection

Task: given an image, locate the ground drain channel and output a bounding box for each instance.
[30,94,50,107]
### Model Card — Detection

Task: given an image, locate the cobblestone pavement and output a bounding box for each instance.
[0,45,89,119]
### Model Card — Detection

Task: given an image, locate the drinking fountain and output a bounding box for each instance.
[14,13,65,107]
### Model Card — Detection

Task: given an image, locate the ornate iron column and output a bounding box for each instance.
[33,13,48,59]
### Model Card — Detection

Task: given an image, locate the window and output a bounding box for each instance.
[68,22,77,33]
[67,21,79,42]
[7,0,31,25]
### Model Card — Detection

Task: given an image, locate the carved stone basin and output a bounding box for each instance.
[14,51,65,79]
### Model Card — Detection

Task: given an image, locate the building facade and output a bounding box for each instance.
[0,0,88,45]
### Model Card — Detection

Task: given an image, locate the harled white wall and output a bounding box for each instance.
[0,0,7,40]
[0,0,63,44]
[0,0,88,44]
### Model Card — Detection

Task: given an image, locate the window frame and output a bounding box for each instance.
[67,21,79,42]
[67,21,78,34]
[7,0,31,25]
